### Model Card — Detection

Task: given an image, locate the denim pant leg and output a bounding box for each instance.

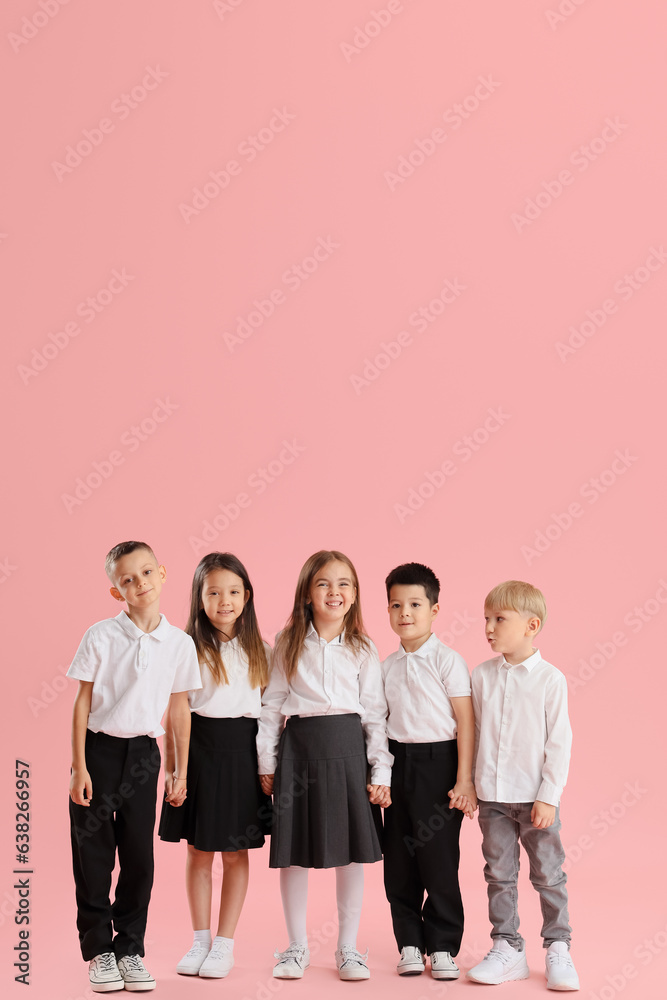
[516,804,571,948]
[478,801,524,951]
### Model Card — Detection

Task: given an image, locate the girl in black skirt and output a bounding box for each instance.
[257,550,393,981]
[159,553,270,979]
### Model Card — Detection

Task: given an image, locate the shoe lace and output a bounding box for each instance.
[547,951,573,968]
[121,955,144,971]
[97,953,117,971]
[208,941,231,959]
[486,947,514,967]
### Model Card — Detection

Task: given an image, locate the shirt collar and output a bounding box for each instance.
[397,632,437,659]
[305,621,343,645]
[499,648,542,672]
[115,610,170,641]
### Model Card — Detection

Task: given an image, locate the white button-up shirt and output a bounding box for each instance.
[471,650,572,806]
[256,624,393,784]
[189,638,271,719]
[382,633,471,742]
[67,611,202,738]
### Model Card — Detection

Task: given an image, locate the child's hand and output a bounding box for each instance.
[531,800,556,829]
[165,775,187,807]
[448,781,478,817]
[260,774,274,796]
[367,784,391,808]
[70,768,92,806]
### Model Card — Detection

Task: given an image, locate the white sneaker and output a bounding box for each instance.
[397,947,425,976]
[199,939,235,978]
[88,953,124,993]
[430,952,460,980]
[273,944,310,979]
[176,941,210,976]
[336,946,370,980]
[467,939,529,984]
[116,955,156,992]
[545,942,579,991]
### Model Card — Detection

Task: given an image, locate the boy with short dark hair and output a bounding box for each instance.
[467,580,579,991]
[380,562,475,980]
[68,541,201,992]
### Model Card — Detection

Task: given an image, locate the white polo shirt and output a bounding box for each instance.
[471,650,572,806]
[381,633,471,743]
[257,624,393,785]
[67,611,202,738]
[189,638,272,719]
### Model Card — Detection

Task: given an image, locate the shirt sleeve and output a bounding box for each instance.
[67,627,101,681]
[471,666,482,785]
[537,670,572,806]
[442,650,472,698]
[358,641,393,786]
[171,634,203,693]
[256,647,289,774]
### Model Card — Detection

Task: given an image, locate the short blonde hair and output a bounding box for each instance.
[484,580,547,631]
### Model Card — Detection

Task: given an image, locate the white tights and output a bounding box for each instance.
[279,863,364,949]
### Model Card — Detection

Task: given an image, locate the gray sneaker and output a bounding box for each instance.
[88,953,124,993]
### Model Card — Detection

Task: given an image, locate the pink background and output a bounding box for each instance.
[3,1,666,996]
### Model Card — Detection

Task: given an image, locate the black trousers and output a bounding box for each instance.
[69,731,160,960]
[383,738,464,955]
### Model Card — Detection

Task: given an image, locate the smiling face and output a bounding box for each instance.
[201,568,249,640]
[109,548,165,612]
[484,606,541,664]
[307,559,356,632]
[388,584,438,652]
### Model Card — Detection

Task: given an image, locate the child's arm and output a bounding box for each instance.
[257,649,290,794]
[165,692,190,807]
[69,681,94,806]
[448,695,477,818]
[532,670,572,828]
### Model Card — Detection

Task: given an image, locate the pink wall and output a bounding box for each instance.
[3,2,665,997]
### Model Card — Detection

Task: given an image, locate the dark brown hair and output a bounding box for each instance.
[105,540,157,580]
[385,562,440,605]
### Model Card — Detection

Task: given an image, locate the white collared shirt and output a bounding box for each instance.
[67,611,202,738]
[382,633,471,743]
[471,650,572,806]
[189,638,272,719]
[256,624,393,784]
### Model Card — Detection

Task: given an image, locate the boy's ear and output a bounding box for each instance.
[526,615,541,635]
[158,564,167,582]
[109,587,124,603]
[430,602,440,620]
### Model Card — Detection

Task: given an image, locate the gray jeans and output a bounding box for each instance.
[478,801,571,950]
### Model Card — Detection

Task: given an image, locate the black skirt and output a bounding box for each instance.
[158,714,271,852]
[269,713,382,869]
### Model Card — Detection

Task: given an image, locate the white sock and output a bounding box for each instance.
[212,935,234,951]
[335,863,364,949]
[280,866,309,946]
[193,929,211,947]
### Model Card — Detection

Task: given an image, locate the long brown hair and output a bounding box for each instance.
[186,553,268,688]
[276,550,370,682]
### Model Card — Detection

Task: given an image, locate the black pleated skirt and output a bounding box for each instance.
[269,713,382,869]
[158,714,271,852]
